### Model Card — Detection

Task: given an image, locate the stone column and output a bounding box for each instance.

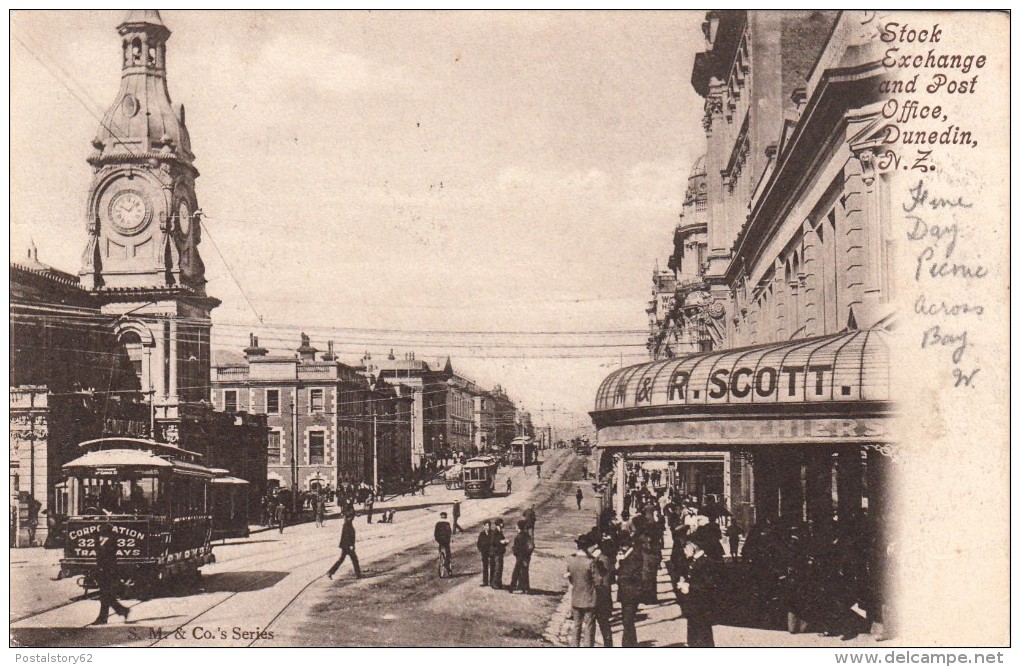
[801,222,821,337]
[837,447,865,520]
[752,448,780,522]
[778,449,805,521]
[615,454,627,517]
[773,259,788,341]
[804,448,834,523]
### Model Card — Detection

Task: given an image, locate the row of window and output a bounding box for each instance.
[265,429,326,465]
[223,387,323,414]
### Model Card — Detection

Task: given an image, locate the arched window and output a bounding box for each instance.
[120,331,144,383]
[130,38,143,66]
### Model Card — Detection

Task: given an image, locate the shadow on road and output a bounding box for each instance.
[197,570,289,593]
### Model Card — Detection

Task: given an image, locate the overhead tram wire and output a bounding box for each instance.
[10,33,649,346]
[11,306,651,347]
[12,316,653,357]
[13,302,650,337]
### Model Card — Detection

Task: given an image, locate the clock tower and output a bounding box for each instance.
[80,10,219,430]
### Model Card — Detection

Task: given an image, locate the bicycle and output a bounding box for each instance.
[437,545,452,578]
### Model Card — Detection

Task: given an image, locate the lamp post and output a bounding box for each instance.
[291,402,298,512]
[367,374,379,493]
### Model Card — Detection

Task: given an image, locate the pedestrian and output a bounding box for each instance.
[616,529,645,647]
[489,518,508,589]
[91,523,129,624]
[315,496,325,528]
[477,520,493,586]
[523,506,537,536]
[506,478,512,495]
[536,463,542,478]
[728,521,742,560]
[576,486,584,511]
[593,534,615,647]
[275,502,287,534]
[452,500,463,534]
[327,512,362,579]
[678,535,719,647]
[434,512,453,575]
[508,520,534,594]
[566,533,598,647]
[365,494,374,524]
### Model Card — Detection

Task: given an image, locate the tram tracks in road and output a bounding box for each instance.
[145,547,340,647]
[16,451,579,647]
[247,450,583,647]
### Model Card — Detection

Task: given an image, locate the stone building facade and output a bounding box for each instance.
[594,11,896,532]
[211,335,413,490]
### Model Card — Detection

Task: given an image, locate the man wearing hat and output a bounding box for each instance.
[566,533,598,647]
[678,534,720,647]
[476,520,493,586]
[327,512,362,579]
[489,518,508,589]
[434,511,453,575]
[92,523,130,624]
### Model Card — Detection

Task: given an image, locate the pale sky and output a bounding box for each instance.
[10,10,706,434]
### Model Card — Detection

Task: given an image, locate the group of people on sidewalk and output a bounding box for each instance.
[564,488,726,648]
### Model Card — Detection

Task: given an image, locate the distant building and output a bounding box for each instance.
[371,353,525,460]
[211,335,413,490]
[646,155,715,359]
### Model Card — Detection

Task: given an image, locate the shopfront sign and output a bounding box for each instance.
[595,330,891,411]
[599,416,890,447]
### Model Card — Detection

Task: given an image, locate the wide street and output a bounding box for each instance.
[11,449,596,648]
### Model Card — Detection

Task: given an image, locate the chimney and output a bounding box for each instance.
[243,332,268,358]
[296,332,318,361]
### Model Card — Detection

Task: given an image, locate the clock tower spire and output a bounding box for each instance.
[80,10,219,430]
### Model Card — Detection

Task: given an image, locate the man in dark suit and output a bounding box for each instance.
[92,523,129,624]
[679,535,720,647]
[489,518,508,589]
[327,512,362,579]
[476,520,493,586]
[434,512,453,574]
[508,520,534,594]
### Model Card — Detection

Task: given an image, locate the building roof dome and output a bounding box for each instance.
[689,154,707,179]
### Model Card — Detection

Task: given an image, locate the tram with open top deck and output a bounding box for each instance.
[462,455,499,499]
[59,437,217,595]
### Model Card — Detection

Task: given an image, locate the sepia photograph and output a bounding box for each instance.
[8,9,1010,654]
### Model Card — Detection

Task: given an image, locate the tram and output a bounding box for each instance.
[210,468,251,540]
[59,437,216,595]
[462,456,499,499]
[444,463,464,490]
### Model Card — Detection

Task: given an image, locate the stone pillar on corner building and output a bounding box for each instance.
[836,447,865,520]
[804,448,834,523]
[773,258,789,341]
[851,147,889,328]
[839,162,867,327]
[800,221,821,337]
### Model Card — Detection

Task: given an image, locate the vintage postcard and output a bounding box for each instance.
[8,9,1010,654]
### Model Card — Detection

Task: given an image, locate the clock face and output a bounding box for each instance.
[108,190,149,235]
[178,202,191,235]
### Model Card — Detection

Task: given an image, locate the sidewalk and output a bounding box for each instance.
[548,530,891,648]
[249,460,550,536]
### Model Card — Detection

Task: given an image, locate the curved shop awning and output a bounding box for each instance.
[594,329,890,412]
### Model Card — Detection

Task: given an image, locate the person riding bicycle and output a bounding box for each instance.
[435,511,453,575]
